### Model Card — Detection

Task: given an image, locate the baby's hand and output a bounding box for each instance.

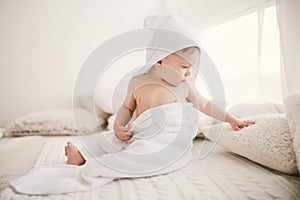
[114,124,132,141]
[228,117,255,131]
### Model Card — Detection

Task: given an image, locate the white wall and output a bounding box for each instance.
[0,0,281,126]
[162,0,274,32]
[0,0,164,126]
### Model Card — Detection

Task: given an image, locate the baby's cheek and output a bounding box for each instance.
[159,67,184,86]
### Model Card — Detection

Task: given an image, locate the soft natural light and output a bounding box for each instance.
[198,5,281,107]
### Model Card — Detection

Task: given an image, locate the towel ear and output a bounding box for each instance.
[143,15,173,28]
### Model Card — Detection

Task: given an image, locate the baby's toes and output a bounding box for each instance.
[64,146,69,156]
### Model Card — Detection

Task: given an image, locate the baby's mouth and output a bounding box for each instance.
[181,79,187,82]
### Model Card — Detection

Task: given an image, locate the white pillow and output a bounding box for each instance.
[196,112,216,138]
[78,94,111,121]
[4,108,104,137]
[95,85,126,114]
[106,114,116,131]
[228,102,283,118]
[0,127,4,139]
[284,91,300,174]
[201,113,298,175]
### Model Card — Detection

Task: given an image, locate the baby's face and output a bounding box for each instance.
[158,49,197,86]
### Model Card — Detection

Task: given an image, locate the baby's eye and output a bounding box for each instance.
[181,66,189,69]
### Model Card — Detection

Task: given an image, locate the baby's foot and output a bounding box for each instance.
[64,141,86,166]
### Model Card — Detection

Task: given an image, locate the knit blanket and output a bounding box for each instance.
[10,102,199,195]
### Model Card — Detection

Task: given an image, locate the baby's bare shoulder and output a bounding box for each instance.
[129,74,145,86]
[131,73,155,84]
[128,74,149,91]
[131,73,145,81]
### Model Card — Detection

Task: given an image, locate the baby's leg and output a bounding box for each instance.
[64,131,127,165]
[64,141,86,166]
[78,131,127,159]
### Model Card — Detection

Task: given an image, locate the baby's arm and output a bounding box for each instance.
[186,83,255,130]
[113,78,137,141]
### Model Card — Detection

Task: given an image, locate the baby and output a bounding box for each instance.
[65,46,255,166]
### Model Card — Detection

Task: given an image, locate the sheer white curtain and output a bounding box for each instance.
[163,0,298,104]
[197,2,282,106]
[275,0,300,97]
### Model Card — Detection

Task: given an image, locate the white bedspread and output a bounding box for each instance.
[9,102,199,195]
[1,137,300,199]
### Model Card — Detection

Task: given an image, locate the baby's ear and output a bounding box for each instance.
[156,60,163,68]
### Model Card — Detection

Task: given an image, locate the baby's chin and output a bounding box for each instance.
[162,77,186,87]
[158,67,187,86]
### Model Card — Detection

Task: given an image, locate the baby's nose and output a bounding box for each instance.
[185,71,191,77]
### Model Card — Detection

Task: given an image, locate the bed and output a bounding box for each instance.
[0,134,299,199]
[1,93,300,199]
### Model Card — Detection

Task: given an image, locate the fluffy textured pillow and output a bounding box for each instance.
[4,108,104,137]
[200,113,298,175]
[284,91,300,174]
[197,102,284,138]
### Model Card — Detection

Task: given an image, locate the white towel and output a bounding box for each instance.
[10,102,199,195]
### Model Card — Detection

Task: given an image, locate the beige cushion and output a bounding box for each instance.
[200,113,298,175]
[197,102,283,138]
[284,91,300,174]
[4,108,104,137]
[228,102,283,118]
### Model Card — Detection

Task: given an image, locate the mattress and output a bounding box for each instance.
[0,135,299,199]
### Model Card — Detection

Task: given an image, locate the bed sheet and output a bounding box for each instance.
[0,135,300,200]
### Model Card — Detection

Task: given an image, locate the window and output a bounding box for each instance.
[198,5,281,106]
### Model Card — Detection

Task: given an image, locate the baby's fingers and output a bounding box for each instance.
[237,120,255,129]
[249,120,256,124]
[124,131,132,137]
[120,131,132,141]
[119,126,131,132]
[231,124,240,131]
[234,126,240,131]
[243,120,256,126]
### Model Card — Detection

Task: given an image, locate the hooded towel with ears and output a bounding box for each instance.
[137,15,201,79]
